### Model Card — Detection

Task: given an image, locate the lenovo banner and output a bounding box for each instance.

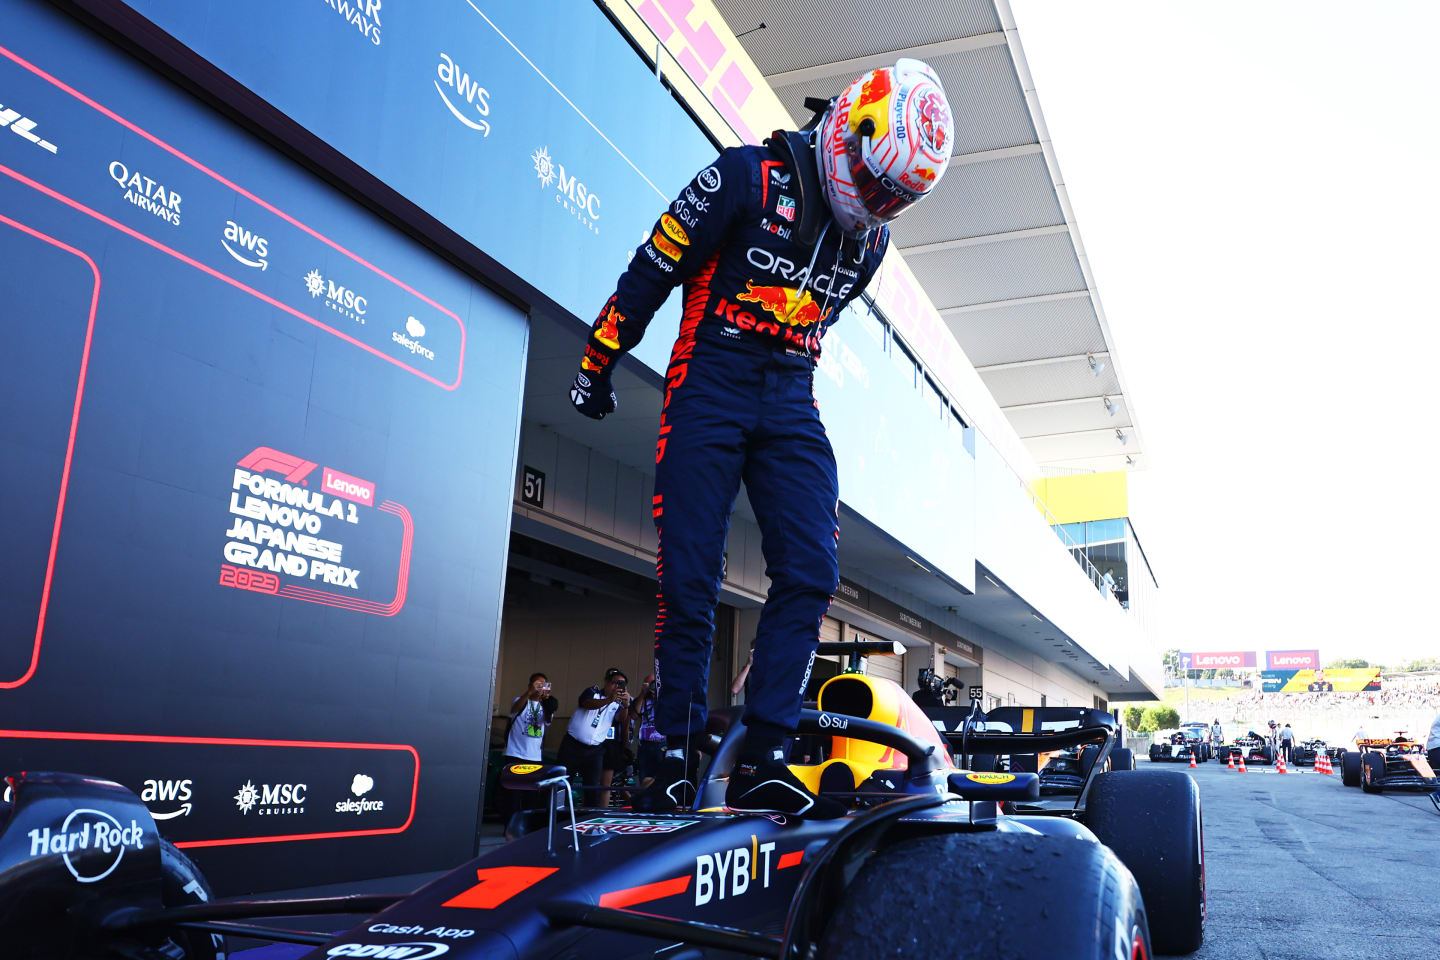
[1179,651,1258,670]
[1265,649,1320,670]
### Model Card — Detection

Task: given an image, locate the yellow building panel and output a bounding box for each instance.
[1032,472,1129,524]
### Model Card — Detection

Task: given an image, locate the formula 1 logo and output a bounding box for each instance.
[0,100,58,154]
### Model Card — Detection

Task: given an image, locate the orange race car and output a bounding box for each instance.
[1341,734,1439,794]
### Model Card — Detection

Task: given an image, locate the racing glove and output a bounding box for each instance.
[569,365,616,420]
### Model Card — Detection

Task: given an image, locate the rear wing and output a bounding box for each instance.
[922,705,1117,754]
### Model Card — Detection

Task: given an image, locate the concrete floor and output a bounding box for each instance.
[1164,756,1440,959]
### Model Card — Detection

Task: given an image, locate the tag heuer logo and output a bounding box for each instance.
[776,196,796,222]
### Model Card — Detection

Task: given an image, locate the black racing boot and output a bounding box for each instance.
[725,744,846,820]
[632,748,697,813]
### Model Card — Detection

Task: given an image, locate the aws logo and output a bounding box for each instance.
[221,220,269,270]
[142,778,193,820]
[435,53,491,136]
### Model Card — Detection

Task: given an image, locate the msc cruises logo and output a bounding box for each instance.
[435,53,491,136]
[531,146,601,234]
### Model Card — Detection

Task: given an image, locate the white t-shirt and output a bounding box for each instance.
[505,697,553,762]
[1427,714,1440,752]
[1280,727,1295,742]
[566,686,621,747]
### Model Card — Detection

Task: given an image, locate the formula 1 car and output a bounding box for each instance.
[1,663,1204,958]
[1290,738,1343,766]
[1178,723,1214,762]
[1148,729,1208,764]
[1340,735,1440,794]
[1224,733,1275,765]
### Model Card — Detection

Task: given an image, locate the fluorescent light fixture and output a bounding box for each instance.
[1088,354,1106,376]
[1102,396,1116,417]
[1115,428,1128,446]
[1030,613,1044,622]
[905,556,930,573]
[983,574,1002,589]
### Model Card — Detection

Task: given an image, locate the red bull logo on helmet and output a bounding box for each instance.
[736,280,826,328]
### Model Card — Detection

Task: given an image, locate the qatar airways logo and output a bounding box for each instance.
[323,0,381,47]
[108,161,181,226]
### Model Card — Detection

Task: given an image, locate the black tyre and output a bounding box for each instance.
[820,831,1149,960]
[1085,769,1204,955]
[156,839,226,959]
[1259,745,1274,764]
[1148,745,1160,762]
[1341,751,1362,787]
[1361,754,1385,794]
[1079,745,1100,779]
[1110,747,1135,771]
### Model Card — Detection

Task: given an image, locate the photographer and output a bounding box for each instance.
[913,668,961,708]
[633,674,668,788]
[501,672,558,815]
[558,668,633,807]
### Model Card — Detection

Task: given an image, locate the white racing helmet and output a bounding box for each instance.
[816,58,955,235]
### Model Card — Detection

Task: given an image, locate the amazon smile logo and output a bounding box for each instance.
[435,53,491,136]
[141,778,193,820]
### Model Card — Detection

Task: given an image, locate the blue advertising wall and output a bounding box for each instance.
[123,0,720,375]
[117,0,977,588]
[815,300,977,592]
[0,1,527,890]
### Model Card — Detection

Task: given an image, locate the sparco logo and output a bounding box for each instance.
[0,101,58,154]
[435,54,491,136]
[108,161,181,226]
[222,220,269,270]
[304,269,367,322]
[323,0,381,47]
[327,944,449,959]
[28,809,144,883]
[531,146,601,234]
[234,780,307,815]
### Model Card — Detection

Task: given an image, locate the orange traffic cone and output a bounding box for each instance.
[1226,754,1236,771]
[1238,756,1248,773]
[1276,756,1287,774]
[1318,754,1332,775]
[1189,754,1198,769]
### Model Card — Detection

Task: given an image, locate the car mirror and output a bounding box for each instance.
[500,762,568,791]
[947,770,1040,802]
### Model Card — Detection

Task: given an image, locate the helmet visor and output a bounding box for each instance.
[848,141,921,226]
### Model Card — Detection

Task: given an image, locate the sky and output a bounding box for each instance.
[1007,1,1440,667]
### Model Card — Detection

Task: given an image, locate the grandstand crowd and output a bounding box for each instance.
[1172,673,1440,747]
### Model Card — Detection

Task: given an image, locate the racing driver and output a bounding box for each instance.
[569,60,955,819]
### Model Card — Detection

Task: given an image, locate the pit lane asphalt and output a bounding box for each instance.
[1159,756,1440,959]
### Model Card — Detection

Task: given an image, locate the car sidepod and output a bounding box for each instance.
[299,811,836,959]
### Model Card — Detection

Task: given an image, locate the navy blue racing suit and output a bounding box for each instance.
[580,141,888,739]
